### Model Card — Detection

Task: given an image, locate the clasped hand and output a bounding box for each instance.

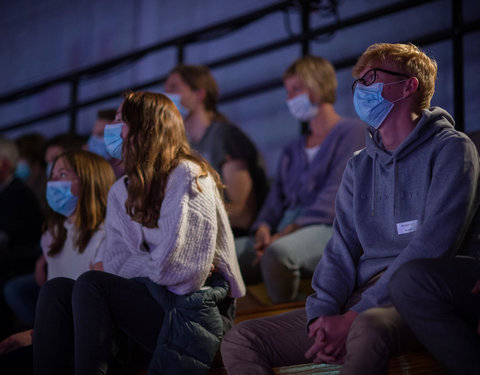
[305,310,358,364]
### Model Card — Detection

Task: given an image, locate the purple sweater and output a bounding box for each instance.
[253,118,366,232]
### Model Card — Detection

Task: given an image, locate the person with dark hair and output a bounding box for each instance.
[3,133,87,328]
[86,108,124,178]
[44,133,87,177]
[221,43,479,375]
[0,136,44,340]
[14,133,47,213]
[33,91,245,374]
[0,137,44,283]
[165,64,269,237]
[235,55,365,303]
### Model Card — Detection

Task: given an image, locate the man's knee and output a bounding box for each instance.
[221,320,266,368]
[347,308,399,350]
[389,259,433,307]
[222,320,259,352]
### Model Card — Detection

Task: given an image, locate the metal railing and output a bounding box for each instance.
[0,0,477,134]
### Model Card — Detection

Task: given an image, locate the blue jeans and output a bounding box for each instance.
[3,273,39,326]
[235,224,333,303]
[390,257,480,375]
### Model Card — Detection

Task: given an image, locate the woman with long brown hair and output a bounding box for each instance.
[42,149,115,277]
[32,91,245,374]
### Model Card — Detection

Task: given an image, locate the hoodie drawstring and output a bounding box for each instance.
[393,158,398,217]
[372,153,377,216]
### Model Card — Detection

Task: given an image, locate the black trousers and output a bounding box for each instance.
[33,271,164,375]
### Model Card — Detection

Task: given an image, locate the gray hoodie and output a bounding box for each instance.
[306,107,480,321]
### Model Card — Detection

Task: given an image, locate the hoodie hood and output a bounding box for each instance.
[365,106,455,165]
[364,107,455,216]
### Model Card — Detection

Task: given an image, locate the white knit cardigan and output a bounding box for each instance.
[103,160,245,297]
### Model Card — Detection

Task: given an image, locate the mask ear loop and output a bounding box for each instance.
[383,78,411,104]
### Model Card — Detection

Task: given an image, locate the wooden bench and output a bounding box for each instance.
[273,350,448,374]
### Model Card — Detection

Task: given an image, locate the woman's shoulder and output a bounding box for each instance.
[168,160,216,195]
[168,161,202,191]
[108,176,128,197]
[170,160,202,180]
[211,121,255,145]
[281,136,306,153]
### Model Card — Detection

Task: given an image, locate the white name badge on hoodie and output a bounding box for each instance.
[396,219,418,235]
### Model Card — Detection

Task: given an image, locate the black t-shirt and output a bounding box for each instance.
[191,121,269,223]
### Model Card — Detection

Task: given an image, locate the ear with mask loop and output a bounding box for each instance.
[353,79,410,129]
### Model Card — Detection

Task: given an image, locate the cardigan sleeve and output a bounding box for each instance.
[102,178,149,278]
[143,165,218,294]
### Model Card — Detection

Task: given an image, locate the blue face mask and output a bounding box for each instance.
[286,93,318,121]
[104,123,125,160]
[14,160,31,180]
[164,93,189,118]
[353,82,406,129]
[46,180,78,217]
[87,134,111,160]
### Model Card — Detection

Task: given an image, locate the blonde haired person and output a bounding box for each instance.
[352,42,437,112]
[33,92,245,375]
[221,43,479,375]
[236,55,365,303]
[0,150,115,362]
[165,64,269,237]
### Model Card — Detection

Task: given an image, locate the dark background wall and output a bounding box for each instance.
[1,0,479,176]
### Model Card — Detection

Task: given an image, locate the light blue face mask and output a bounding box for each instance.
[46,180,78,217]
[87,134,111,160]
[104,123,125,160]
[14,160,31,180]
[164,93,189,118]
[353,82,406,129]
[286,93,318,121]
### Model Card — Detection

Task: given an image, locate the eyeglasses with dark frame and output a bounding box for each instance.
[352,68,410,94]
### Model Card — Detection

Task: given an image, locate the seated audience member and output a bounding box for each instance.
[0,137,44,339]
[221,43,480,375]
[390,257,480,375]
[0,150,115,365]
[33,91,245,374]
[164,64,269,236]
[86,109,125,178]
[0,137,44,284]
[3,133,88,327]
[14,134,47,214]
[44,133,86,177]
[235,55,365,303]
